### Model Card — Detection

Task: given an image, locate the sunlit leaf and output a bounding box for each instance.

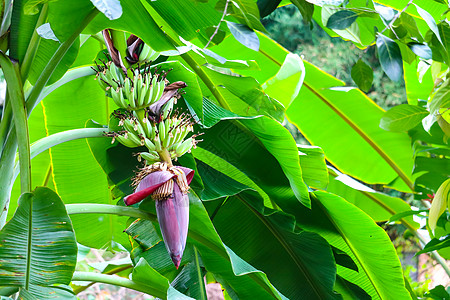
[89,0,122,20]
[226,21,259,51]
[36,23,59,42]
[380,104,429,132]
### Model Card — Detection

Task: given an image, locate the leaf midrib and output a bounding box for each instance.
[312,194,383,299]
[25,195,33,290]
[237,194,329,299]
[259,48,413,190]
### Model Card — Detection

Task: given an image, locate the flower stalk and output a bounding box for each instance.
[93,35,201,268]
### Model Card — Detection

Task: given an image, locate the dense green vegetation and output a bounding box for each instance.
[0,0,448,299]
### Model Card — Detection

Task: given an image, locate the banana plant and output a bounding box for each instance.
[0,0,447,299]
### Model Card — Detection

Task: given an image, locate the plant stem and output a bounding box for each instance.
[414,229,450,278]
[13,127,106,180]
[72,265,133,294]
[204,0,229,49]
[379,0,414,35]
[71,272,166,299]
[20,3,49,81]
[158,148,173,167]
[0,53,30,194]
[25,9,99,114]
[66,203,157,221]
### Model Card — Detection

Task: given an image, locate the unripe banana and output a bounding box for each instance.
[127,131,144,146]
[150,76,159,104]
[129,87,137,109]
[117,88,128,108]
[144,138,156,151]
[140,151,160,163]
[103,70,114,85]
[159,121,166,144]
[168,141,180,152]
[176,138,193,157]
[122,119,137,134]
[109,64,120,83]
[174,127,187,145]
[162,98,174,119]
[138,83,148,107]
[123,78,132,102]
[96,75,109,90]
[134,120,147,137]
[155,135,162,151]
[152,80,164,104]
[111,88,123,108]
[138,44,151,62]
[116,135,139,148]
[141,120,152,139]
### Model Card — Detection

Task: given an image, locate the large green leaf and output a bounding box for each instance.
[84,0,175,51]
[145,0,221,43]
[199,113,310,207]
[128,193,288,299]
[209,32,414,191]
[198,163,338,299]
[288,62,414,191]
[41,75,129,249]
[9,0,40,63]
[284,192,411,299]
[0,187,77,298]
[194,143,410,299]
[327,167,419,229]
[28,37,80,85]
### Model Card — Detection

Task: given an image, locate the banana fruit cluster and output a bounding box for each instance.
[107,100,199,165]
[93,61,167,110]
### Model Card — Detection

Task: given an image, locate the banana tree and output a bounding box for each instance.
[0,0,446,299]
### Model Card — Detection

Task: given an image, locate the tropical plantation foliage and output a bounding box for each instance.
[0,0,449,299]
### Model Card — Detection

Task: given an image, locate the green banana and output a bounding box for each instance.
[175,138,193,157]
[116,135,139,148]
[126,130,144,146]
[140,151,160,163]
[155,134,162,151]
[144,138,156,151]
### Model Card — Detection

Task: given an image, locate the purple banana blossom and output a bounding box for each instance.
[124,166,194,269]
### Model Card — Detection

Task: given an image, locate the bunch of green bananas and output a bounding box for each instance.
[94,61,166,110]
[107,99,200,165]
